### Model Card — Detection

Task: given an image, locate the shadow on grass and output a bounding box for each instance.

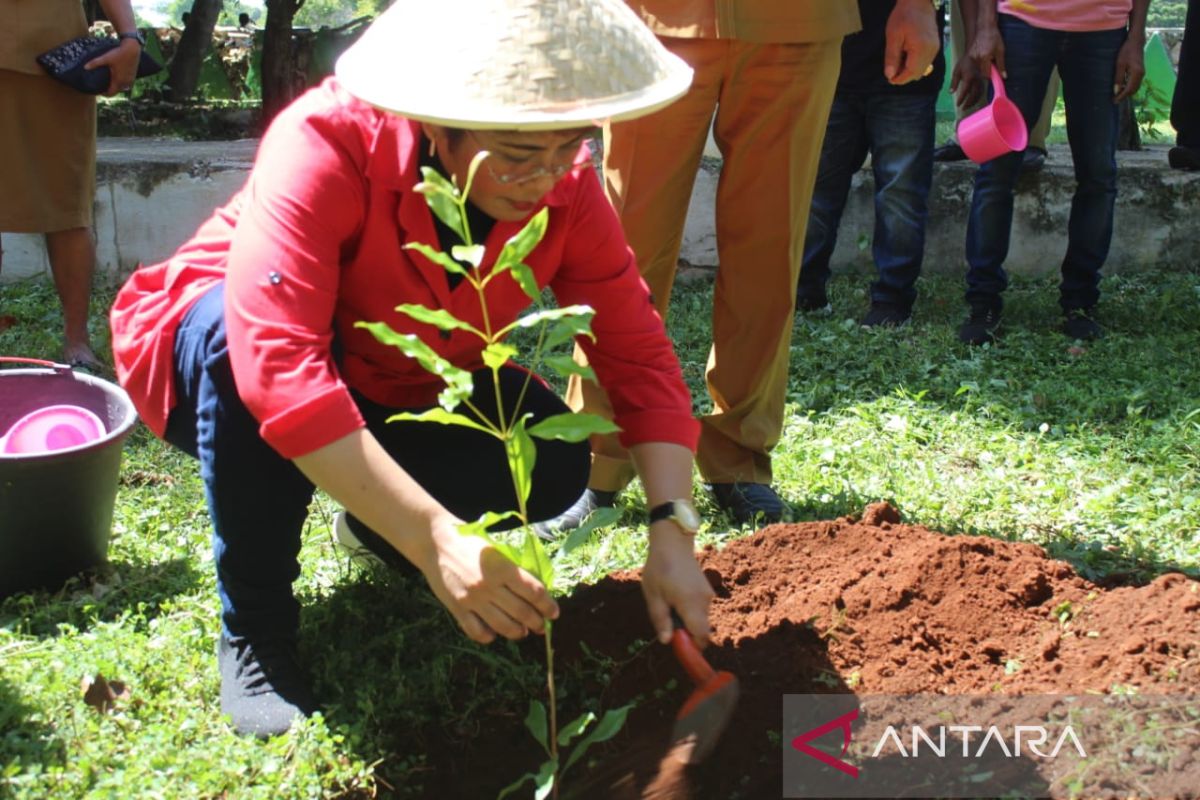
[0,676,60,786]
[0,557,202,638]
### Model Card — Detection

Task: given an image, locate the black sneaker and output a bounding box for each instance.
[796,289,831,315]
[708,482,789,525]
[1168,145,1200,171]
[860,302,911,328]
[1062,307,1103,341]
[532,488,617,540]
[219,633,317,738]
[1020,146,1047,174]
[933,141,967,162]
[958,303,1002,345]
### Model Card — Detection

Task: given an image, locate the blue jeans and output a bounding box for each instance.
[800,91,936,309]
[164,284,589,639]
[965,15,1127,312]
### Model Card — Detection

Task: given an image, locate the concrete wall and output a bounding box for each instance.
[3,138,1196,284]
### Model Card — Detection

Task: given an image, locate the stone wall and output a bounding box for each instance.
[2,139,1196,285]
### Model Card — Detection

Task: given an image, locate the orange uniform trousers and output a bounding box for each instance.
[566,35,842,489]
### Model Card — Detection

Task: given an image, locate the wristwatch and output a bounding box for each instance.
[118,30,147,47]
[648,499,701,536]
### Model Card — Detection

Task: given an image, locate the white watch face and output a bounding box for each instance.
[673,501,701,533]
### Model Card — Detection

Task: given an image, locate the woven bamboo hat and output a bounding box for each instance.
[335,0,693,131]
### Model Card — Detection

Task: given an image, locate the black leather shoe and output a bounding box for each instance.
[532,488,617,540]
[1062,307,1103,341]
[933,141,967,162]
[219,633,317,738]
[1020,146,1047,174]
[708,482,789,525]
[958,303,1002,346]
[796,289,831,315]
[861,302,911,328]
[1169,145,1200,171]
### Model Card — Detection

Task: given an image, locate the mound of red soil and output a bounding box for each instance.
[429,504,1199,799]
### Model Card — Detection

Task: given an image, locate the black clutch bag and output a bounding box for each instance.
[36,35,162,95]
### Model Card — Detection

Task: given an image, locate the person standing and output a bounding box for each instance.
[798,0,945,327]
[1170,0,1199,169]
[935,0,1060,173]
[958,0,1148,345]
[0,0,142,370]
[544,1,899,530]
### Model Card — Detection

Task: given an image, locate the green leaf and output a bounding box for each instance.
[519,528,554,589]
[501,305,595,338]
[559,506,622,558]
[404,241,469,276]
[542,354,596,383]
[524,700,549,754]
[451,244,486,268]
[357,322,475,410]
[557,711,596,748]
[497,208,549,269]
[458,511,521,539]
[528,412,621,443]
[507,262,541,302]
[414,167,464,237]
[482,342,519,371]
[543,312,597,349]
[562,704,634,776]
[385,408,494,436]
[532,758,558,800]
[506,415,536,510]
[394,304,481,337]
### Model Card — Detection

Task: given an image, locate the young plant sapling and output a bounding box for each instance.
[357,151,633,800]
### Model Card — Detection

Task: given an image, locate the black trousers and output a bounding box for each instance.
[1174,0,1200,147]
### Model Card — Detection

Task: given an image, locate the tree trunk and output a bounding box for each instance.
[1117,96,1142,151]
[83,0,102,24]
[166,0,224,101]
[262,0,303,127]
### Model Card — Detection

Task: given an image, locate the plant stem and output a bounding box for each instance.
[545,624,560,800]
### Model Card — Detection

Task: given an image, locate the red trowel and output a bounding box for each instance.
[667,613,740,765]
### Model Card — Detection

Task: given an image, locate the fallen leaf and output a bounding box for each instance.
[81,673,130,714]
[1067,346,1087,357]
[0,314,17,333]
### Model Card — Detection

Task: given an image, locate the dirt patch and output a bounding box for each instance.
[418,504,1198,798]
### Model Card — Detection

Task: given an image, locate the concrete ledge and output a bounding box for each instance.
[2,139,1196,283]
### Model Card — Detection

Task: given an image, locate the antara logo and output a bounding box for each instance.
[791,708,860,778]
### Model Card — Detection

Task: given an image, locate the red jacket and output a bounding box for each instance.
[110,79,699,459]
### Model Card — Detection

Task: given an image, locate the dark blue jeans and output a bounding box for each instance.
[965,14,1127,312]
[800,91,936,310]
[164,284,589,639]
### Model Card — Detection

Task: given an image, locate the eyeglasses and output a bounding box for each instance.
[467,131,593,186]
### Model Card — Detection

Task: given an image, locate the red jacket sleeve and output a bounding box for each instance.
[550,170,700,451]
[223,92,369,458]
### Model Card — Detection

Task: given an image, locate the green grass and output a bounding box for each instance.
[2,265,1199,797]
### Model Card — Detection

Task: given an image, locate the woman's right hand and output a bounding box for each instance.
[421,518,560,644]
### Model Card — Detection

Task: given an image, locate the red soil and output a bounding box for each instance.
[426,503,1199,799]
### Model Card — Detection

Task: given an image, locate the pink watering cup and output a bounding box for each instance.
[957,65,1029,164]
[0,404,106,454]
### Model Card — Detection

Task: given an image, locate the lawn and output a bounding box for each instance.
[2,264,1198,798]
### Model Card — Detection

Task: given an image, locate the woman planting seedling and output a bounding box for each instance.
[109,0,714,746]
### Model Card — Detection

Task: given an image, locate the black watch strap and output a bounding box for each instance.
[119,30,146,47]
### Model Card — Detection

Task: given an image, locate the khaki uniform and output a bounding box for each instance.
[0,0,95,232]
[567,0,861,488]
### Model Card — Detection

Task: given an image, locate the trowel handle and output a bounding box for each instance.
[670,610,716,687]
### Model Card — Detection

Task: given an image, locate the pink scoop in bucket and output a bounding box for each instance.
[958,65,1029,164]
[0,404,105,454]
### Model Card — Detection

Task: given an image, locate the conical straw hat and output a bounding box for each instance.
[336,0,693,131]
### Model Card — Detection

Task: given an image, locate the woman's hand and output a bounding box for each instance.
[421,518,560,645]
[641,523,714,648]
[85,37,142,97]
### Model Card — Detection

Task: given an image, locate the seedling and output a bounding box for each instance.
[357,151,631,799]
